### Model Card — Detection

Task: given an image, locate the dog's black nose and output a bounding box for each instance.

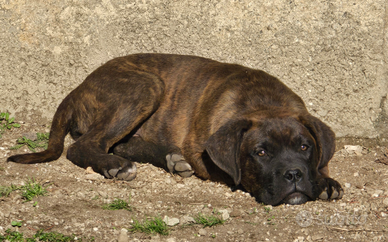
[284,169,303,183]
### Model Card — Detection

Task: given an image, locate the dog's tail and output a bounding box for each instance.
[7,97,73,164]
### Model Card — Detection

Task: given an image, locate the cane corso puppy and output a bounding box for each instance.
[8,54,343,205]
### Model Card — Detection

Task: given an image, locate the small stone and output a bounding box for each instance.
[85,167,96,174]
[198,228,207,236]
[180,216,195,225]
[118,228,129,242]
[344,183,351,188]
[218,209,230,220]
[293,236,304,242]
[353,172,359,177]
[373,190,384,197]
[85,173,104,180]
[22,133,37,141]
[344,145,363,156]
[98,191,108,198]
[312,235,324,241]
[383,198,388,206]
[163,216,180,226]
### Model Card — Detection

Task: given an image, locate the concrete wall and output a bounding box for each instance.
[1,0,387,138]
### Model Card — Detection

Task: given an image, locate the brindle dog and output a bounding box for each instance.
[8,54,343,205]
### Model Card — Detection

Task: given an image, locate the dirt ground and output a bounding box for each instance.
[1,122,388,242]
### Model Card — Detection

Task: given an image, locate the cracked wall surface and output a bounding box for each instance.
[1,0,387,138]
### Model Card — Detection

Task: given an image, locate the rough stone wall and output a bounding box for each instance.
[1,0,387,138]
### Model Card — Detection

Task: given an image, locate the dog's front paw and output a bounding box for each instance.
[166,153,194,178]
[103,162,137,181]
[317,177,344,200]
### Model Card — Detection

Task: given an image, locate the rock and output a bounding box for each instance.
[85,173,104,180]
[198,228,207,236]
[98,191,108,198]
[180,215,196,225]
[22,132,37,141]
[311,234,324,241]
[383,198,388,206]
[218,209,230,220]
[163,216,180,226]
[344,145,363,156]
[344,183,351,188]
[293,236,305,242]
[118,228,129,242]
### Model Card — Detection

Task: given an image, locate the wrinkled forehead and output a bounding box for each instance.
[247,117,315,146]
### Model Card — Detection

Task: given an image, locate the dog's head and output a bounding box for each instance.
[205,114,335,205]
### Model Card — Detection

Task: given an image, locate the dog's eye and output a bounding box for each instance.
[301,145,309,151]
[257,150,266,156]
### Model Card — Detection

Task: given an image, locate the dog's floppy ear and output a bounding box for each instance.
[299,115,335,169]
[205,119,252,185]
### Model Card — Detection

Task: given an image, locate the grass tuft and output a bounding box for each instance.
[0,228,95,242]
[194,213,225,228]
[102,198,132,211]
[20,178,48,201]
[0,112,21,138]
[0,184,20,197]
[130,217,169,235]
[10,132,50,152]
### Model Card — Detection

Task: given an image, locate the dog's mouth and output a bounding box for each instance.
[282,192,309,205]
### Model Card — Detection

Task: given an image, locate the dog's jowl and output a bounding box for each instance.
[8,54,343,205]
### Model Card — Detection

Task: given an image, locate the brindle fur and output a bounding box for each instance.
[8,54,343,205]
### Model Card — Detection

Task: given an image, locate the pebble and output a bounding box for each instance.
[118,228,129,242]
[344,145,363,156]
[163,216,180,226]
[383,198,388,206]
[371,190,384,197]
[293,236,304,242]
[85,173,104,180]
[22,132,37,141]
[98,191,108,198]
[198,228,207,236]
[180,215,196,225]
[218,209,230,220]
[344,183,351,188]
[312,235,324,241]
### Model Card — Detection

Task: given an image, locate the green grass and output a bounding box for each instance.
[0,112,21,138]
[0,179,47,201]
[20,179,48,201]
[33,230,77,242]
[0,228,95,242]
[0,229,24,242]
[10,132,50,152]
[0,184,20,197]
[130,217,169,235]
[102,198,132,211]
[194,213,225,228]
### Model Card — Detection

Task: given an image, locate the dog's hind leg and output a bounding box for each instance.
[113,136,194,178]
[66,71,165,181]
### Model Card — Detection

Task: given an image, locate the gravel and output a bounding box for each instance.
[0,124,388,241]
